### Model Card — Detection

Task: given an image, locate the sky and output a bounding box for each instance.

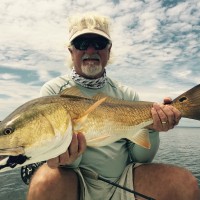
[0,0,200,127]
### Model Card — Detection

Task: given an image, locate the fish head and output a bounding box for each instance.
[0,109,38,171]
[0,101,73,172]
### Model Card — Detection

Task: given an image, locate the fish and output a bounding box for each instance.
[0,84,200,172]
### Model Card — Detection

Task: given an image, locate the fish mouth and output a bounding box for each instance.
[0,147,25,156]
[0,147,27,170]
[0,155,9,163]
[0,146,25,163]
[0,155,10,168]
[0,154,28,171]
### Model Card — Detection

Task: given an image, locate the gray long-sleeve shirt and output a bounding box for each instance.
[40,74,160,179]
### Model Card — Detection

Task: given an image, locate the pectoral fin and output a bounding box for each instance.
[73,97,107,133]
[127,129,151,149]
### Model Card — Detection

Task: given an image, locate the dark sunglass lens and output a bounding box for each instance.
[79,40,90,50]
[92,37,109,50]
[93,39,109,50]
[72,38,89,50]
[72,37,109,50]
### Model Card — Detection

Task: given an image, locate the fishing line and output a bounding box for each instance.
[98,175,155,200]
[80,168,156,200]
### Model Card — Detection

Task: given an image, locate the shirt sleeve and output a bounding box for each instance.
[127,130,160,163]
[39,82,58,96]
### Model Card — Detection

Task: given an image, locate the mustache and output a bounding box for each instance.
[82,54,100,61]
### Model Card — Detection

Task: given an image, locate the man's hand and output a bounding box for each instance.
[47,132,86,168]
[148,97,182,132]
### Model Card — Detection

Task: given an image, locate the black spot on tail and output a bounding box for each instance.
[179,96,187,102]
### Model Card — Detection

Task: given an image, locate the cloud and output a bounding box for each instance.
[0,0,200,126]
[0,73,20,80]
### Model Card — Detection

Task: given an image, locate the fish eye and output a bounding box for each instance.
[3,127,14,135]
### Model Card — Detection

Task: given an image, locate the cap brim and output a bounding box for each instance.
[69,28,111,43]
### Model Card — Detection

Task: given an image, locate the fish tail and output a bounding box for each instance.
[172,84,200,120]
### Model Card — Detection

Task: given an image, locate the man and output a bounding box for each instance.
[27,13,200,200]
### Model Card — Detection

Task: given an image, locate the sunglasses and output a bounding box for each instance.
[71,37,110,50]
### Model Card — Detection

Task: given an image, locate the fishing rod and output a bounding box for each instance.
[98,175,155,200]
[20,161,155,199]
[81,168,156,200]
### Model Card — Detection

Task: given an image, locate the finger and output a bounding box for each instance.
[47,133,86,168]
[48,134,79,167]
[161,105,175,129]
[62,133,85,165]
[58,151,70,165]
[69,133,79,156]
[151,105,164,131]
[153,103,168,130]
[59,134,79,165]
[163,97,172,105]
[47,156,60,168]
[166,106,182,125]
[77,132,87,155]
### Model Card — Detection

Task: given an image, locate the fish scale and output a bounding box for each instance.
[0,85,200,172]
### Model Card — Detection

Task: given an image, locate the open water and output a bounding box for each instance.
[0,127,199,200]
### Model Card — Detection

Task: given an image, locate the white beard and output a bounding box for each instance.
[81,62,103,78]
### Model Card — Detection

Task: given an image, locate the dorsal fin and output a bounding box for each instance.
[93,93,126,104]
[73,97,107,133]
[60,86,87,98]
[59,86,116,103]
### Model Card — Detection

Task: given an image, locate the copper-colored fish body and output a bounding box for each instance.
[0,84,200,171]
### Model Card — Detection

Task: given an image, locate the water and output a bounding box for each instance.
[154,127,200,185]
[0,127,199,199]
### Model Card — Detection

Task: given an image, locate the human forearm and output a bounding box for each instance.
[127,130,160,163]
